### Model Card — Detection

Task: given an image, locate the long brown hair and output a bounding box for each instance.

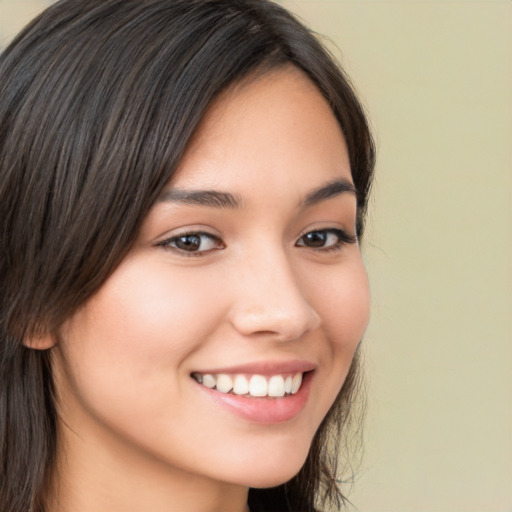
[0,1,375,511]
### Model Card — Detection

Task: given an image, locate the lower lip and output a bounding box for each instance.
[194,372,313,425]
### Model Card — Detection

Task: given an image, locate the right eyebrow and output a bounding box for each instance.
[157,188,243,209]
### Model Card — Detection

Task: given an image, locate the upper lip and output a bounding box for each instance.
[191,359,316,376]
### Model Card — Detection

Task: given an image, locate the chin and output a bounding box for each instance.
[224,443,311,489]
[246,468,303,490]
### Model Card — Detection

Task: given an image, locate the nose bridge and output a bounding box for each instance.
[229,242,321,340]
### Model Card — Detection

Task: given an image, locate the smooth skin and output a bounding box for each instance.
[44,66,370,512]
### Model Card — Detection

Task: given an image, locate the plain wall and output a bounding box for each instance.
[1,1,511,511]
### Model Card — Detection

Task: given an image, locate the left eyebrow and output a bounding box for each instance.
[158,189,243,208]
[300,178,357,207]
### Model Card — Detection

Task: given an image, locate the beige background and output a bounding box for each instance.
[1,1,511,511]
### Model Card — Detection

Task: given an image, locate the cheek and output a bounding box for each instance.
[78,258,227,363]
[311,257,370,353]
[300,256,370,422]
[54,259,228,419]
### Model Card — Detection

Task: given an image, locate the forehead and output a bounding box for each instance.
[168,66,352,200]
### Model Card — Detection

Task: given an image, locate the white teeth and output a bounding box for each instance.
[193,372,305,397]
[233,375,249,395]
[249,375,268,397]
[268,375,285,397]
[291,373,302,394]
[284,375,293,394]
[249,375,268,396]
[202,374,216,389]
[216,374,233,394]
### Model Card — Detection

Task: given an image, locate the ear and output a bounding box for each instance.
[23,332,56,350]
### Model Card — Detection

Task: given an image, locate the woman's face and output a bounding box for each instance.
[52,66,370,493]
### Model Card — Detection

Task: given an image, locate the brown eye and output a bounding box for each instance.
[174,234,202,251]
[296,229,357,251]
[301,231,328,248]
[159,232,224,254]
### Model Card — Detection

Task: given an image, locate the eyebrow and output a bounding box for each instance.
[157,178,356,209]
[158,189,243,208]
[300,178,357,207]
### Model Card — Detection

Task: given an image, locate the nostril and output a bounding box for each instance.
[230,306,320,342]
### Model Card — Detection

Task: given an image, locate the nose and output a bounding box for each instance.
[228,248,321,342]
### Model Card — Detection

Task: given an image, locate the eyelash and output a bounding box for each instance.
[157,228,357,257]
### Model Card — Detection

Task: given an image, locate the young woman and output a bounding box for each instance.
[0,1,375,511]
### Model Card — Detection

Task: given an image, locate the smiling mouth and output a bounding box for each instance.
[191,372,304,398]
